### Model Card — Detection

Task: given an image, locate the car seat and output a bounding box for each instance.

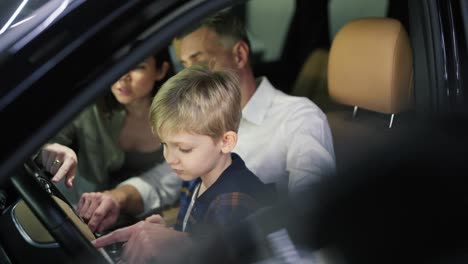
[290,48,330,108]
[326,17,414,170]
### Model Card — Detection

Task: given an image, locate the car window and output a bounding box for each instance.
[239,0,389,64]
[245,0,295,62]
[329,0,389,39]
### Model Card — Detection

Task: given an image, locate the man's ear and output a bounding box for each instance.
[220,131,238,153]
[154,61,170,81]
[232,41,249,69]
[172,38,181,59]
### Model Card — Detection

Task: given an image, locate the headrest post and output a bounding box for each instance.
[352,106,359,118]
[389,114,395,128]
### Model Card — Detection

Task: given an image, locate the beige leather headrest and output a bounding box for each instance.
[328,18,413,114]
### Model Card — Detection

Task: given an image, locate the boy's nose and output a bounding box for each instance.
[164,149,178,165]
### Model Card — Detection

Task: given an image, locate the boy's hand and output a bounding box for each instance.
[78,191,120,233]
[93,220,191,264]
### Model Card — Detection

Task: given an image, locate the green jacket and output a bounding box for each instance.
[52,105,181,209]
[54,105,126,187]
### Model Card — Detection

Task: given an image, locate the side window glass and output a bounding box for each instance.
[329,0,389,40]
[245,0,295,62]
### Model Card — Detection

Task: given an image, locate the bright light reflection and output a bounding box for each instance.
[11,15,35,28]
[12,0,70,52]
[0,0,29,35]
[40,0,69,32]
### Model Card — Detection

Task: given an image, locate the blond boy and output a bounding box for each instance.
[150,64,274,232]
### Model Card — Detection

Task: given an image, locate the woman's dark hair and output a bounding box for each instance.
[98,43,175,115]
[150,46,175,95]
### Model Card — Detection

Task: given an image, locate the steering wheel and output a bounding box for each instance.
[10,158,111,264]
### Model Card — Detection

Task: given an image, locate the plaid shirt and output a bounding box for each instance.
[174,153,275,233]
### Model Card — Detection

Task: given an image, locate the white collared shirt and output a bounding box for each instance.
[234,77,335,195]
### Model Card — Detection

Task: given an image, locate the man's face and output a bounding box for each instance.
[175,27,237,71]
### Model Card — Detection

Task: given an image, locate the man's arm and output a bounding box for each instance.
[118,162,181,214]
[285,100,336,194]
[107,185,144,215]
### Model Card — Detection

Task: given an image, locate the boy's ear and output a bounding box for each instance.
[220,131,238,153]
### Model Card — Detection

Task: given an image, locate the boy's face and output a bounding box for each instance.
[161,131,227,182]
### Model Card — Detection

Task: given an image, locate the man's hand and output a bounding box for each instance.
[78,191,121,233]
[41,143,77,188]
[78,185,144,233]
[93,218,191,264]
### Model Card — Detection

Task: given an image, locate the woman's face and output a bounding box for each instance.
[111,56,166,106]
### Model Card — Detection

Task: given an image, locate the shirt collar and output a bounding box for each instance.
[197,153,245,203]
[242,77,276,125]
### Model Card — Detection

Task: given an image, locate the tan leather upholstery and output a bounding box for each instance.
[291,48,329,101]
[14,196,95,244]
[328,18,413,114]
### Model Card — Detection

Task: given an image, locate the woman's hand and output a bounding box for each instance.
[41,143,77,188]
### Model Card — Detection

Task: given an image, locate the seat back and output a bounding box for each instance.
[326,17,414,170]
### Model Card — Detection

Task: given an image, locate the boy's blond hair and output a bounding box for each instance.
[150,64,241,140]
